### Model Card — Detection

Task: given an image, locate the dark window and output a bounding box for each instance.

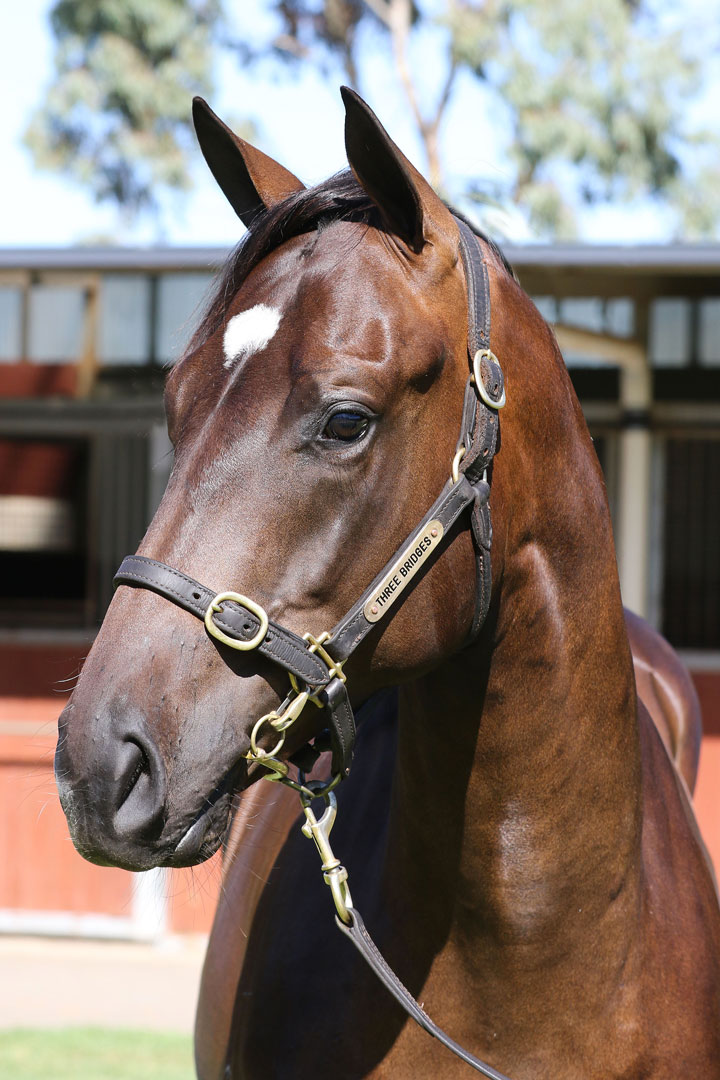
[663,438,720,648]
[0,438,89,626]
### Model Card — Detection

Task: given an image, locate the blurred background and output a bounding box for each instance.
[1,1,719,1077]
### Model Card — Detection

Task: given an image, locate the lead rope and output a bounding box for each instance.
[249,424,511,1078]
[261,777,511,1079]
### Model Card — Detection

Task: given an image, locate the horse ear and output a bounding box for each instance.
[192,97,305,227]
[340,86,451,254]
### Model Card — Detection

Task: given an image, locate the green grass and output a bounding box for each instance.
[0,1028,195,1080]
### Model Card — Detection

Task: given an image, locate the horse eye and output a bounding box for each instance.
[323,411,369,442]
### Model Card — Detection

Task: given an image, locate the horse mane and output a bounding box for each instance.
[189,169,514,355]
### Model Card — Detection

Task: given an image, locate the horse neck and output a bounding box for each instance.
[382,323,642,972]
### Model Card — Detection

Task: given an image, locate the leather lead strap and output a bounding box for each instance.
[337,909,512,1079]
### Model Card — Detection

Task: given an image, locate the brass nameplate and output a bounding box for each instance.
[363,520,444,623]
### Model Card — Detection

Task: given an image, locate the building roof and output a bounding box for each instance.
[502,245,720,298]
[0,247,227,271]
[2,242,719,296]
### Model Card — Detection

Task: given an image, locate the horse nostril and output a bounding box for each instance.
[112,735,166,842]
[118,742,148,809]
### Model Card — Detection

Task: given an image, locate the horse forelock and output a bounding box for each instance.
[187,170,513,361]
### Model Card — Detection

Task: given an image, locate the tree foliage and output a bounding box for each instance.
[265,0,717,237]
[453,0,716,236]
[26,0,719,237]
[25,0,220,213]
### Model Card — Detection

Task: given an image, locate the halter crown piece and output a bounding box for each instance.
[113,220,511,1079]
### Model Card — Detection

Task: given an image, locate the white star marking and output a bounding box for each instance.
[223,304,282,368]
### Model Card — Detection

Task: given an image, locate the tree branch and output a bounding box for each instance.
[342,38,361,92]
[369,0,448,187]
[362,0,393,29]
[272,33,310,59]
[432,58,458,133]
[384,1,424,130]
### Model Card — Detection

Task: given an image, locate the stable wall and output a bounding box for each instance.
[0,642,221,939]
[1,641,718,941]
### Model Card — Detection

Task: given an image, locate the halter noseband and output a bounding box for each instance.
[112,221,510,1079]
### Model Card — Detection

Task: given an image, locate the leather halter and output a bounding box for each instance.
[114,219,509,1077]
[114,219,503,779]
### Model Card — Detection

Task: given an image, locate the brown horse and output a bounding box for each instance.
[55,90,720,1078]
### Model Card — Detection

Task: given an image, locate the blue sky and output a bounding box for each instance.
[1,0,718,247]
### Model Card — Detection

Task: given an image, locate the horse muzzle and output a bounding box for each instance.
[55,702,171,871]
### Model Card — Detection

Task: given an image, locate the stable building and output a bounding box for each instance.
[1,243,718,940]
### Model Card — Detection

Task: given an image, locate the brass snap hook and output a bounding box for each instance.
[300,786,353,925]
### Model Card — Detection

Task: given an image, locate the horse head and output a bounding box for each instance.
[55,90,513,872]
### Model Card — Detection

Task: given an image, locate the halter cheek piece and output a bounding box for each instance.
[113,220,510,1079]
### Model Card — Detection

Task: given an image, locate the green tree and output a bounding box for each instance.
[25,0,221,214]
[27,0,720,237]
[262,0,718,237]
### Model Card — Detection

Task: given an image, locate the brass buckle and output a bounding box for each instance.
[472,348,506,409]
[288,631,346,702]
[303,632,346,685]
[204,591,269,651]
